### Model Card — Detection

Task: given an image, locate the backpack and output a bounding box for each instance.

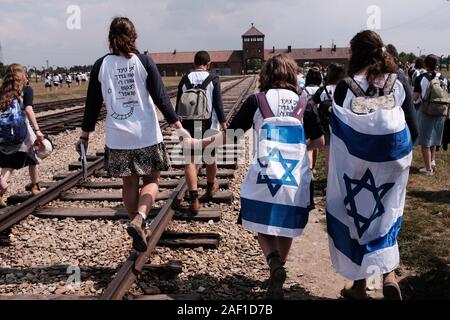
[344,73,398,115]
[420,73,450,117]
[176,74,216,121]
[0,99,28,146]
[239,92,312,237]
[318,88,333,133]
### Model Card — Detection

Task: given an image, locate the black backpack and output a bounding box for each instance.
[318,88,333,134]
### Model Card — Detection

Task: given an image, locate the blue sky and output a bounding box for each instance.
[1,0,450,67]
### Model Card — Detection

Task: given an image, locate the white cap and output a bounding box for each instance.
[35,139,53,160]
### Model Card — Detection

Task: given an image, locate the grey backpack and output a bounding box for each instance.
[345,73,398,114]
[420,73,450,117]
[176,75,216,121]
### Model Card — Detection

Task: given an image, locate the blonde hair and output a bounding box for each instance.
[0,63,26,111]
[259,54,299,93]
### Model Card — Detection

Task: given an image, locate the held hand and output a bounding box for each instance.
[33,131,45,146]
[220,122,227,132]
[75,139,88,155]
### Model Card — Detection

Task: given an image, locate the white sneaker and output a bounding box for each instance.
[431,160,436,168]
[419,167,434,176]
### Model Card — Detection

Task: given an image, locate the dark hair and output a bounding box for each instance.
[305,67,322,87]
[325,63,346,85]
[258,54,298,93]
[414,57,425,70]
[348,30,397,84]
[424,54,438,72]
[194,51,211,66]
[108,17,139,59]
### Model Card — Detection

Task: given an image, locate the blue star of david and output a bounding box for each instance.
[344,169,395,238]
[256,147,299,197]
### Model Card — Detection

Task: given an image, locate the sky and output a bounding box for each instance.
[1,0,450,68]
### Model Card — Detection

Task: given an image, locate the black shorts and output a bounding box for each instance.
[0,151,37,170]
[181,119,216,159]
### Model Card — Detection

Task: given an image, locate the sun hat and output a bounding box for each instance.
[35,138,53,160]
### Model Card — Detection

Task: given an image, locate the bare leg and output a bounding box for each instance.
[122,175,140,220]
[28,165,39,184]
[257,233,279,257]
[431,146,436,163]
[137,171,160,215]
[421,147,432,170]
[205,162,217,184]
[0,168,13,194]
[307,150,314,170]
[185,163,198,192]
[276,237,293,263]
[312,149,319,170]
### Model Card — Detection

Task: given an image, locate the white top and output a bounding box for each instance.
[98,54,163,149]
[253,89,301,131]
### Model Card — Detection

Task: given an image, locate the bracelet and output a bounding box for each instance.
[33,128,40,132]
[79,136,89,141]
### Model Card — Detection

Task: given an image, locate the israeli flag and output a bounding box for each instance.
[240,117,312,238]
[326,104,413,280]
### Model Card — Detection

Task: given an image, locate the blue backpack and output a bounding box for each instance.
[0,99,28,146]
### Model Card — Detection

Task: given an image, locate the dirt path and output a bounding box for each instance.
[283,197,385,300]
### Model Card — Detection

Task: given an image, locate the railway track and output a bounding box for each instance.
[0,76,257,300]
[33,76,245,115]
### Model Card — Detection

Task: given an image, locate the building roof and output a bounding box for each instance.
[149,50,242,65]
[242,26,265,37]
[265,47,350,61]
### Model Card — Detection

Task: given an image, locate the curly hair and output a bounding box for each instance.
[259,54,298,93]
[348,30,397,84]
[0,63,26,111]
[109,17,139,59]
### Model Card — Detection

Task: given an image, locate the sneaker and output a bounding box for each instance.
[126,215,148,252]
[205,179,219,199]
[0,195,6,209]
[431,160,436,168]
[419,167,434,176]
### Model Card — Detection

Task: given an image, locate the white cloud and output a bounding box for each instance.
[1,0,449,66]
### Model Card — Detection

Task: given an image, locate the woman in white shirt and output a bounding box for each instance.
[76,17,188,253]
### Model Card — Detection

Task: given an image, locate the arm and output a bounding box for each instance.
[397,71,419,143]
[142,55,179,126]
[77,58,104,152]
[22,86,44,143]
[211,77,227,131]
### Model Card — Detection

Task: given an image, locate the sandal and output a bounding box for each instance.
[341,283,369,300]
[265,251,287,300]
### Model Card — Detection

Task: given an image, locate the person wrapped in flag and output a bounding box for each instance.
[191,54,324,299]
[327,30,417,300]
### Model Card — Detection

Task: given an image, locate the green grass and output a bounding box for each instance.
[312,146,450,273]
[26,77,181,104]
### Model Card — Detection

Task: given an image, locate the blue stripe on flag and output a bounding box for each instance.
[260,124,306,144]
[330,112,412,162]
[241,197,309,229]
[326,212,402,266]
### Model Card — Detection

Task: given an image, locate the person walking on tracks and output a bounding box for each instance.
[76,17,188,253]
[0,64,45,208]
[175,51,226,214]
[413,54,450,175]
[328,30,414,300]
[191,54,324,299]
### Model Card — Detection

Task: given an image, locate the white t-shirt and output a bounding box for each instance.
[183,71,219,131]
[253,89,301,131]
[98,54,163,149]
[304,86,319,98]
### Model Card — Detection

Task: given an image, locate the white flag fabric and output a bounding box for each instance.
[240,117,312,238]
[326,103,413,280]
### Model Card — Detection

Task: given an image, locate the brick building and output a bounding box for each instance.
[149,25,350,76]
